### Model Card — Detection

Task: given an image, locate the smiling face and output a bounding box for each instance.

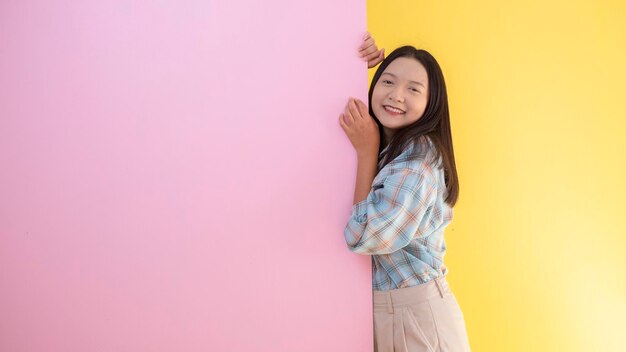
[371,57,430,145]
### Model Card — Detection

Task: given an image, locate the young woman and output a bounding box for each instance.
[339,32,471,352]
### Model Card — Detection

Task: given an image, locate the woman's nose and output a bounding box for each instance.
[388,90,404,102]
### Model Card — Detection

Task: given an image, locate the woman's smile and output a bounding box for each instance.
[383,105,405,116]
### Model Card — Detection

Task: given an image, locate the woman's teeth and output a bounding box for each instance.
[384,105,404,114]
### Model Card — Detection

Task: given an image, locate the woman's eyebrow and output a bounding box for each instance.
[381,72,425,88]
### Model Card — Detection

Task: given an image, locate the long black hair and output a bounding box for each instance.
[369,46,459,207]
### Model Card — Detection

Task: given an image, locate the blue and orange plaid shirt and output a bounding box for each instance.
[343,136,454,291]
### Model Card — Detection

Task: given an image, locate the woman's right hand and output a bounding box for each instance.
[339,97,380,157]
[359,32,385,69]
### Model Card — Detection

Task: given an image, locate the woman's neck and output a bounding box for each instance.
[382,130,394,150]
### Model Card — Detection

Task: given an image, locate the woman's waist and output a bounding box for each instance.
[373,274,452,307]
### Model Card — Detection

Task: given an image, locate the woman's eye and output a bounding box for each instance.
[382,80,393,84]
[410,88,420,93]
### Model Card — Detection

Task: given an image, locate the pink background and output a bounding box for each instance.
[0,1,370,351]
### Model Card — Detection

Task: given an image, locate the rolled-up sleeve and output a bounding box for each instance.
[343,165,437,255]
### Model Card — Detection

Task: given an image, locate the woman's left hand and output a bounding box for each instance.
[359,32,385,69]
[339,97,380,157]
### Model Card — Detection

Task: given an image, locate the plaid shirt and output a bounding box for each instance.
[343,137,453,291]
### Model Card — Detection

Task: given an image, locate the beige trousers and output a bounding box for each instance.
[373,276,471,352]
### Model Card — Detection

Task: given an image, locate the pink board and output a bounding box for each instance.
[0,0,371,351]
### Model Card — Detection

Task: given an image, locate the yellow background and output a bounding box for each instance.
[366,0,626,350]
